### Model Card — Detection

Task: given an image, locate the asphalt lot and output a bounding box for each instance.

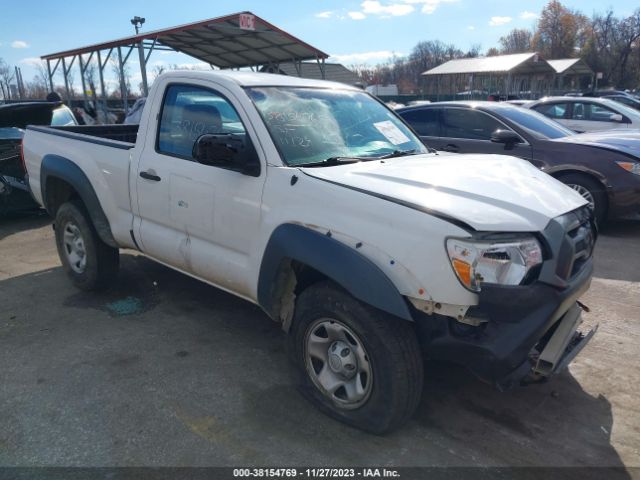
[0,212,639,474]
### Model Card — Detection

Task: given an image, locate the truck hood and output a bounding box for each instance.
[300,153,587,232]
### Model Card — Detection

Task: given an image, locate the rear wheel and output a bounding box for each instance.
[54,200,119,291]
[289,281,424,434]
[556,173,607,225]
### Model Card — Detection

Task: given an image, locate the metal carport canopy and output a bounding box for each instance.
[546,58,593,76]
[422,53,554,76]
[41,11,329,68]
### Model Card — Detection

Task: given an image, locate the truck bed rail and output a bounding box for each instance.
[26,124,138,149]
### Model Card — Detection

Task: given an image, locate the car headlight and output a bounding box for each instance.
[446,236,543,292]
[616,161,640,175]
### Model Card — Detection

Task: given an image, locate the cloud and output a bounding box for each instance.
[19,57,42,67]
[403,0,458,14]
[315,11,333,18]
[176,62,210,70]
[520,10,538,19]
[361,1,414,16]
[488,16,512,26]
[348,11,367,20]
[329,50,402,64]
[11,40,29,49]
[467,25,475,30]
[335,0,457,21]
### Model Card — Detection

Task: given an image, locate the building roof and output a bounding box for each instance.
[546,58,593,75]
[263,62,361,85]
[422,53,554,76]
[41,12,328,69]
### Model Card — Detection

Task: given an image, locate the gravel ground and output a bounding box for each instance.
[0,212,638,477]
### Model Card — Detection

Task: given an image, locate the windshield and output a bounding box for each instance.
[247,87,428,166]
[600,98,640,122]
[497,106,575,139]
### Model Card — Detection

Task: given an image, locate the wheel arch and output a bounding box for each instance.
[547,167,608,189]
[257,223,413,330]
[549,168,610,221]
[41,154,117,248]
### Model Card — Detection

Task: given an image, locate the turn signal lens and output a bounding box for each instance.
[451,258,472,288]
[616,161,640,175]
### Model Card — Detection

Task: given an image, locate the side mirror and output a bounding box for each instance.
[193,133,260,177]
[490,129,522,148]
[610,113,624,122]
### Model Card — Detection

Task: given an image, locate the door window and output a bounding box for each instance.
[584,103,621,122]
[399,108,441,136]
[157,84,246,159]
[442,108,504,140]
[532,103,568,119]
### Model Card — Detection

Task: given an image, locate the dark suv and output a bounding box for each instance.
[396,101,640,224]
[0,101,77,215]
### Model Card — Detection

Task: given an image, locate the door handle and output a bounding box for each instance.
[139,170,161,182]
[441,144,459,153]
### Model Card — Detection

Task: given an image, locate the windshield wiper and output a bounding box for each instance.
[300,156,364,168]
[376,149,418,159]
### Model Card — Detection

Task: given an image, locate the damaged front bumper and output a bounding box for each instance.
[415,261,597,389]
[415,205,598,388]
[531,302,597,377]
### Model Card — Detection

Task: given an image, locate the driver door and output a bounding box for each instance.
[429,107,532,160]
[134,80,266,299]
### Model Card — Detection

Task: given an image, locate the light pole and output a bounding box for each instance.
[130,16,149,97]
[130,16,145,34]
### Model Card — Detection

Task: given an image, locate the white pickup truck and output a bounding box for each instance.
[23,71,597,433]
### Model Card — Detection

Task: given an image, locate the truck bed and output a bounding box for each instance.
[26,124,138,148]
[23,123,138,246]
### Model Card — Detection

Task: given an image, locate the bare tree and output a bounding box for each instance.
[0,57,16,100]
[583,8,640,87]
[83,60,100,106]
[499,29,533,54]
[111,59,132,100]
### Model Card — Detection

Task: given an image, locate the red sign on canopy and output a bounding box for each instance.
[239,14,256,31]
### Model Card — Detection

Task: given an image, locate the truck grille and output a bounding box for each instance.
[555,206,596,281]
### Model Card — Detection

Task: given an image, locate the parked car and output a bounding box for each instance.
[0,101,77,215]
[582,89,640,100]
[526,96,640,133]
[599,94,640,112]
[504,99,533,107]
[397,101,640,223]
[24,71,597,433]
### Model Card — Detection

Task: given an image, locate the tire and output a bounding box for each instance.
[54,200,119,291]
[289,281,423,434]
[556,173,607,225]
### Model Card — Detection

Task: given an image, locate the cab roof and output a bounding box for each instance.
[157,70,361,91]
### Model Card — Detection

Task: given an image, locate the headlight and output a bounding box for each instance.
[616,161,640,176]
[446,236,543,292]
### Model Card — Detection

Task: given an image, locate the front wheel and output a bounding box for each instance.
[556,173,607,225]
[289,282,424,434]
[54,200,119,291]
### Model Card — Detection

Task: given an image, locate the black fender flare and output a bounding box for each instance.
[257,223,413,323]
[41,154,117,248]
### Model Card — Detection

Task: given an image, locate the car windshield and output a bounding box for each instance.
[246,87,428,166]
[599,99,640,122]
[498,106,575,139]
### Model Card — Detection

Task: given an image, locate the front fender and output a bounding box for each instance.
[258,223,413,322]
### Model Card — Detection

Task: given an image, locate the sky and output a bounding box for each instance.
[0,0,635,93]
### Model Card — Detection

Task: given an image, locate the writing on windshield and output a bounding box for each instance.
[247,87,426,166]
